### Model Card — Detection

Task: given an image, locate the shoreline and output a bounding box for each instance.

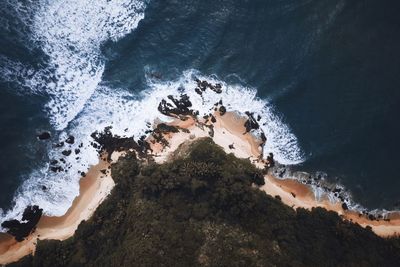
[1,110,400,264]
[0,157,115,265]
[152,111,400,237]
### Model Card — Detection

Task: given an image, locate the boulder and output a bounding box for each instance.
[65,136,75,144]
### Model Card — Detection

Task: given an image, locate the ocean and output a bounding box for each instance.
[1,0,400,228]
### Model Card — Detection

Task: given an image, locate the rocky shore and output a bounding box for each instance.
[1,77,400,265]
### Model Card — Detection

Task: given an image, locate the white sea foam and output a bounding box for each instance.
[0,69,306,230]
[31,0,147,130]
[0,0,305,231]
[0,0,147,230]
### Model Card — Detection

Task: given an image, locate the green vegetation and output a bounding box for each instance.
[10,138,400,267]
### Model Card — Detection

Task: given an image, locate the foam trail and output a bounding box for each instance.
[0,0,148,230]
[1,0,147,129]
[31,0,147,130]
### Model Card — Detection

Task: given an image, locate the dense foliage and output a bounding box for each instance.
[11,138,400,267]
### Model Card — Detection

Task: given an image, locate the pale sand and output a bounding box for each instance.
[152,112,400,237]
[1,111,400,264]
[0,157,115,265]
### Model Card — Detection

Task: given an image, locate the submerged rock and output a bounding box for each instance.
[37,132,51,140]
[53,141,64,148]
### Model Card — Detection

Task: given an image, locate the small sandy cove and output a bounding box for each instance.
[1,111,399,265]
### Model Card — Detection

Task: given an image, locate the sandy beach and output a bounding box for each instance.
[1,110,400,265]
[0,157,115,265]
[152,111,400,238]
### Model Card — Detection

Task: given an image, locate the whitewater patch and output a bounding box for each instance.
[1,0,147,130]
[0,70,305,231]
[31,0,147,130]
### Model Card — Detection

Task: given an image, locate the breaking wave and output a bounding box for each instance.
[0,0,305,231]
[0,69,305,230]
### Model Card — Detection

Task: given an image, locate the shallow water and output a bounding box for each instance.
[1,0,400,227]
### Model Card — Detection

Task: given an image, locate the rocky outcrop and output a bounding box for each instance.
[244,112,260,133]
[194,78,222,94]
[1,205,43,242]
[158,94,194,118]
[90,126,145,160]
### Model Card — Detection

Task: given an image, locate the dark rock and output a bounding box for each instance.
[50,166,63,172]
[342,203,348,210]
[65,136,75,144]
[219,106,226,116]
[50,160,58,165]
[194,78,222,94]
[75,149,80,154]
[41,185,47,191]
[154,123,180,134]
[37,132,51,140]
[210,115,216,123]
[81,172,86,177]
[150,124,180,149]
[62,150,72,156]
[91,126,143,160]
[208,125,215,138]
[266,153,275,168]
[100,169,107,175]
[278,167,286,178]
[244,112,260,133]
[138,135,151,154]
[260,132,267,143]
[1,205,43,242]
[54,142,64,148]
[290,192,296,198]
[229,144,235,149]
[158,94,193,118]
[195,88,203,96]
[333,188,342,193]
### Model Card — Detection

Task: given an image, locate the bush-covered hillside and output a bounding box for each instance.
[11,138,400,267]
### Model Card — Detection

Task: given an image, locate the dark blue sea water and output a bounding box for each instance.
[1,0,400,225]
